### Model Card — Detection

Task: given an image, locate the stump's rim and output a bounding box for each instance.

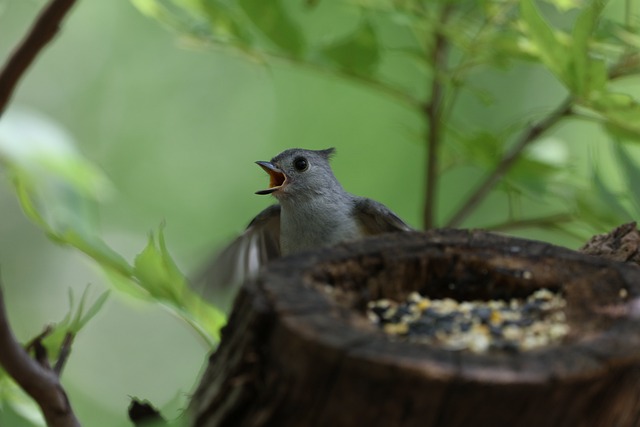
[256,229,640,385]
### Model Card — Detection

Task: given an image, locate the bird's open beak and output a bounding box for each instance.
[255,161,287,195]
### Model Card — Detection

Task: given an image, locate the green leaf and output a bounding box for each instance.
[616,27,640,49]
[570,0,606,96]
[574,167,631,233]
[35,286,110,359]
[237,0,305,56]
[0,109,225,346]
[131,0,164,18]
[61,230,134,278]
[457,130,503,168]
[177,291,226,344]
[519,0,569,84]
[0,109,111,229]
[0,110,118,264]
[71,288,110,333]
[0,110,135,280]
[478,31,539,67]
[612,142,640,213]
[0,286,109,425]
[321,19,380,76]
[133,224,191,304]
[590,92,640,140]
[131,0,195,32]
[541,0,584,12]
[506,157,562,196]
[102,270,150,300]
[12,174,48,230]
[133,225,225,344]
[585,59,607,95]
[198,0,253,44]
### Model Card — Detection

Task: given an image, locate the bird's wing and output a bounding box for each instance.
[194,205,281,304]
[353,197,413,235]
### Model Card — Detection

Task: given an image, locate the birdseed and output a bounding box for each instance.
[367,289,568,352]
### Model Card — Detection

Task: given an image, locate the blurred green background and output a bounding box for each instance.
[0,0,639,425]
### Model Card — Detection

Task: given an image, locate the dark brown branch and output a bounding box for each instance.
[0,0,77,116]
[53,332,75,376]
[0,1,80,421]
[446,96,574,228]
[32,339,53,371]
[422,6,452,230]
[0,284,81,427]
[25,324,54,351]
[128,399,166,426]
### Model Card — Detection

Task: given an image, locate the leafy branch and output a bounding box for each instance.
[447,96,574,227]
[12,170,225,347]
[423,5,453,229]
[0,0,225,350]
[0,1,83,425]
[0,0,76,115]
[0,0,227,422]
[0,283,81,427]
[132,0,640,236]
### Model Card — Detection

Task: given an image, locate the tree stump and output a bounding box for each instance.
[188,229,640,427]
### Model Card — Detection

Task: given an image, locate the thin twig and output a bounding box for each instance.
[0,0,77,115]
[446,96,574,228]
[0,283,81,427]
[0,0,80,424]
[423,5,452,229]
[445,27,640,230]
[53,332,75,376]
[608,52,640,80]
[25,324,54,351]
[32,339,53,371]
[440,2,517,124]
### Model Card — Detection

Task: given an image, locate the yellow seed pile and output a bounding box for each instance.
[367,289,569,353]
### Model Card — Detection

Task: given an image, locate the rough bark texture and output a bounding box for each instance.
[580,221,640,266]
[189,229,640,427]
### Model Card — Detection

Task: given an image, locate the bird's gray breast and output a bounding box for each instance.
[279,198,362,255]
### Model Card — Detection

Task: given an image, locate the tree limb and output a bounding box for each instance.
[0,1,80,424]
[0,0,77,115]
[53,332,75,376]
[0,283,81,427]
[422,5,452,230]
[446,96,574,228]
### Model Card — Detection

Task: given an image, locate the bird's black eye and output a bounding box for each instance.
[293,157,308,171]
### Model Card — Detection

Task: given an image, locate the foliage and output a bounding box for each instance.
[1,0,640,424]
[132,0,640,236]
[0,285,108,426]
[0,109,225,347]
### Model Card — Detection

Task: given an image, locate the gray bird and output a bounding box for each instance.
[201,148,412,295]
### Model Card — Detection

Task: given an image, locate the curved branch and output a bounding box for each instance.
[446,96,574,227]
[0,0,77,115]
[0,0,80,425]
[0,284,80,427]
[422,5,453,230]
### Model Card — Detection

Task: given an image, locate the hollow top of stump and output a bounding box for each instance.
[257,229,640,384]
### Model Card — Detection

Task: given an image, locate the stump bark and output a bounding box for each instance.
[189,229,640,427]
